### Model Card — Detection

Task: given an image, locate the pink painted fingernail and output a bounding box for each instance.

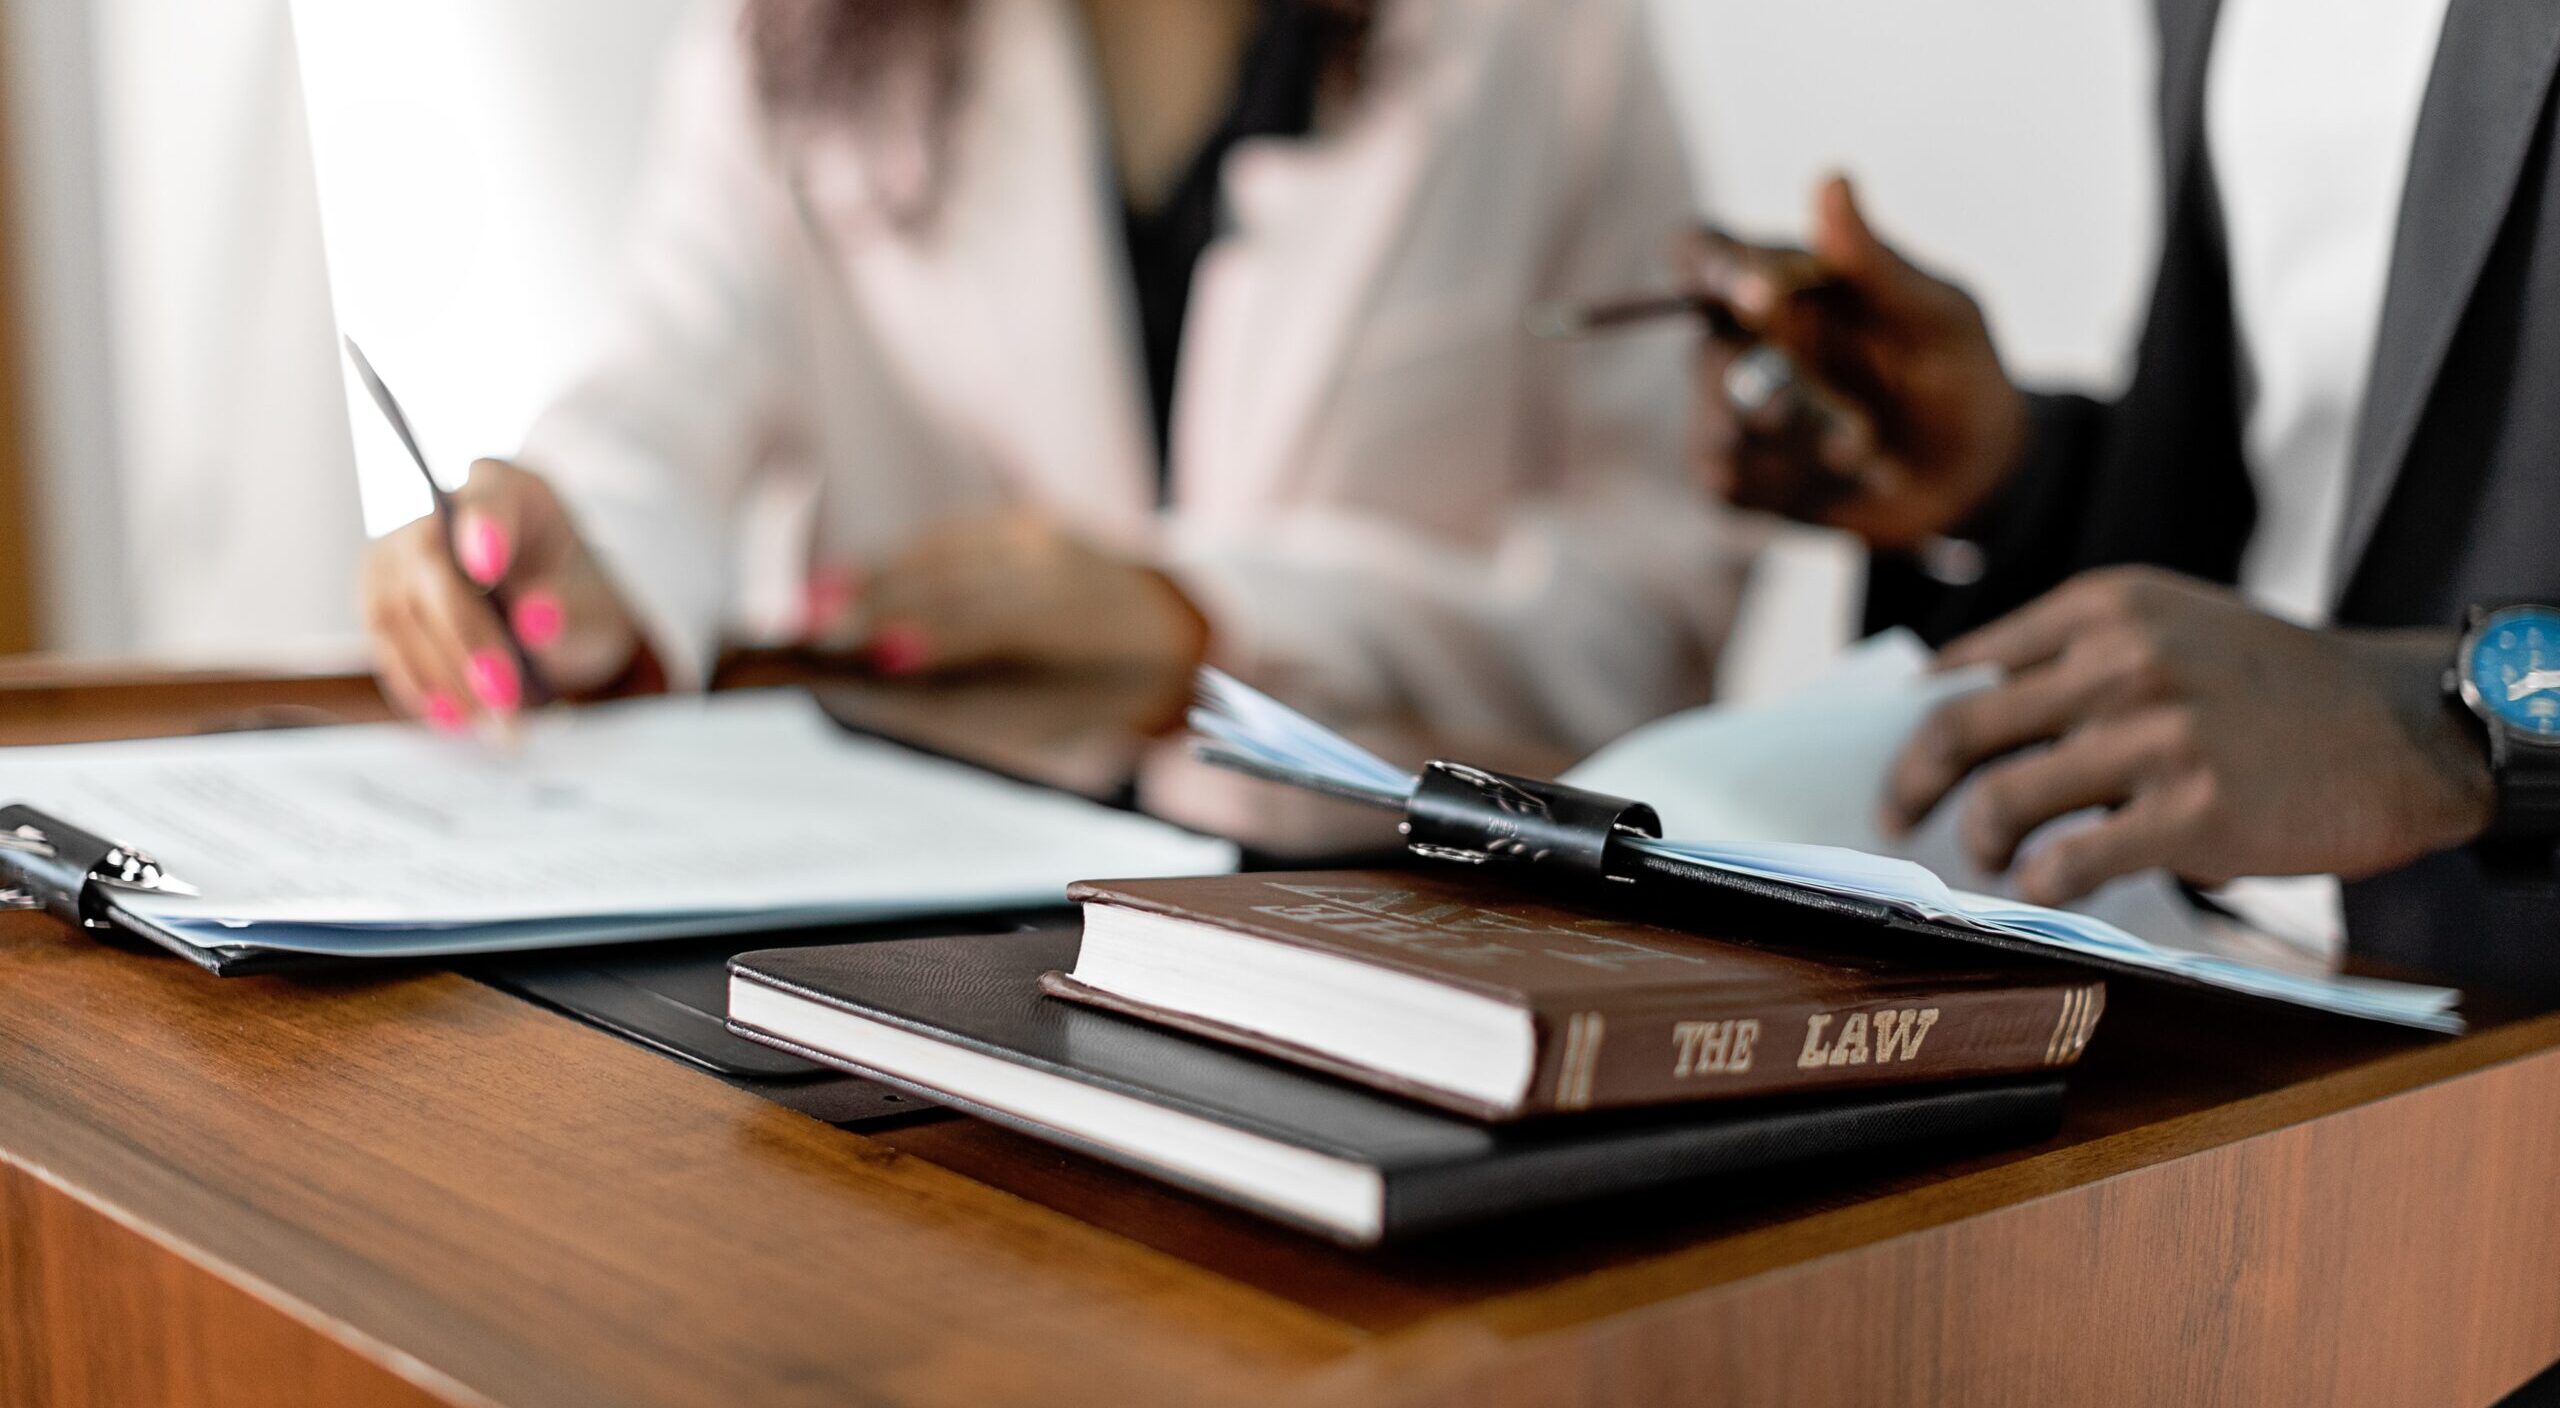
[458,515,511,586]
[424,692,467,734]
[467,649,521,714]
[801,566,861,639]
[512,591,565,649]
[871,624,929,676]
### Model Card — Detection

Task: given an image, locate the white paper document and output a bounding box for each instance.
[1,691,1238,956]
[1566,633,1997,854]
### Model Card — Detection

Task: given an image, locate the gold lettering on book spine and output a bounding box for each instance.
[2043,984,2104,1065]
[1670,1018,1760,1077]
[2045,988,2078,1064]
[1871,1007,1936,1062]
[1555,1012,1606,1110]
[2072,983,2104,1059]
[1798,1007,1939,1068]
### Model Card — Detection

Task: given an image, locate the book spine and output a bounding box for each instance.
[1528,981,2104,1113]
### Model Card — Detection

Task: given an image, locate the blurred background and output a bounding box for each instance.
[0,0,2153,692]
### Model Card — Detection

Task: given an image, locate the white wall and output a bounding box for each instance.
[1651,0,2160,696]
[92,0,363,659]
[1654,0,2158,389]
[288,0,695,538]
[2,0,126,655]
[2,0,362,661]
[6,0,2161,667]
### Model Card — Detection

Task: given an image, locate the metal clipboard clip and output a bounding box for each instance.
[1400,762,1661,885]
[0,803,199,933]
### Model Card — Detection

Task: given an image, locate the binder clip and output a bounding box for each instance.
[0,804,197,935]
[1400,763,1661,884]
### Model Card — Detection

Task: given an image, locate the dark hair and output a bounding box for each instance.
[742,0,968,137]
[743,1,1377,222]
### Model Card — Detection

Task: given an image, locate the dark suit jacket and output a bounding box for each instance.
[1867,0,2560,996]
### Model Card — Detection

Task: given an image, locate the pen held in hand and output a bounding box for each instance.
[1526,291,1752,342]
[1525,299,1985,589]
[1526,248,1843,342]
[342,335,558,709]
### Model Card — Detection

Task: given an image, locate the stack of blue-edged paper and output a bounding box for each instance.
[2,691,1238,959]
[1191,642,2464,1033]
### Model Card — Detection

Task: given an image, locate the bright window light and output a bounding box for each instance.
[287,0,692,537]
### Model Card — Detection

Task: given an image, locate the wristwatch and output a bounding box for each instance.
[2448,604,2560,845]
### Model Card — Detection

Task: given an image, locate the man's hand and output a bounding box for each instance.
[819,510,1210,680]
[1882,567,2495,905]
[1681,176,2029,550]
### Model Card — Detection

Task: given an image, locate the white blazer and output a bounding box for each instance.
[521,0,1753,750]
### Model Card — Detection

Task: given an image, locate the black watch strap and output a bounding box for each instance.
[2482,730,2560,885]
[2490,732,2560,840]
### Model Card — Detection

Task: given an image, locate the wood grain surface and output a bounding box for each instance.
[0,1160,455,1408]
[2,672,2557,1407]
[0,41,39,656]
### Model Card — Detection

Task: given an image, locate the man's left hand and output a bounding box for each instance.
[1883,567,2495,905]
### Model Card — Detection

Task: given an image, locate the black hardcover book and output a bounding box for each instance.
[728,929,2064,1245]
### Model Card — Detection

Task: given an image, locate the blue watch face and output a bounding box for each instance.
[2468,607,2560,738]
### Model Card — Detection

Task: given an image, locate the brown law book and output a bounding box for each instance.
[1047,870,2104,1121]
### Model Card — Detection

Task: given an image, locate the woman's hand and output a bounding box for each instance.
[820,510,1210,680]
[361,459,644,729]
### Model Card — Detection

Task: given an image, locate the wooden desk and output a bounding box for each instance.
[4,666,2558,1407]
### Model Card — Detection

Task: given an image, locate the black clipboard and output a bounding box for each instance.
[0,803,305,975]
[0,800,934,1102]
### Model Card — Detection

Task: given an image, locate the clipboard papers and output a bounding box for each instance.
[1188,658,2467,1033]
[0,691,1238,975]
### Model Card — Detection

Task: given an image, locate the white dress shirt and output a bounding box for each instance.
[2203,0,2452,947]
[2208,0,2452,627]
